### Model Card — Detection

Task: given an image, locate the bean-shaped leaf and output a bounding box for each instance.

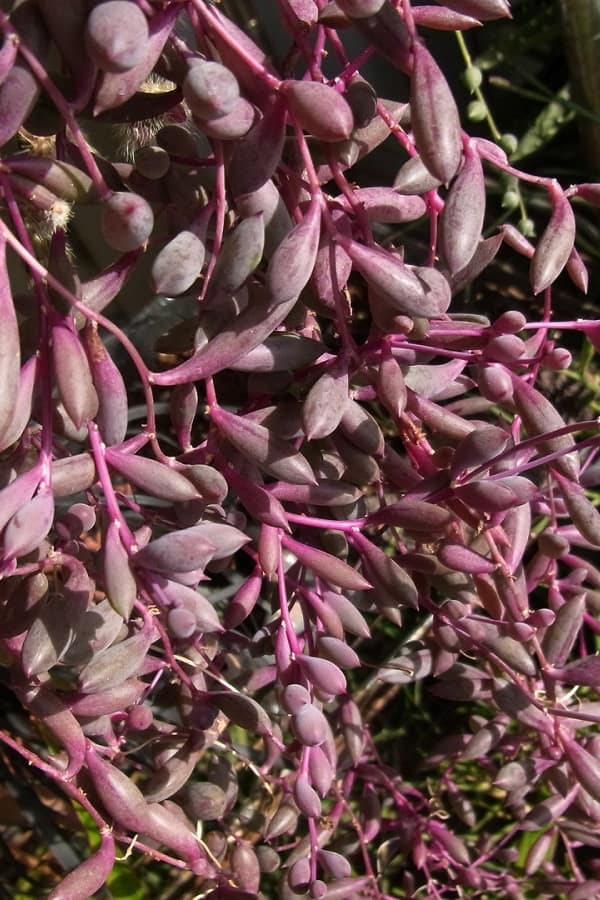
[282,534,372,591]
[323,590,370,638]
[0,465,40,532]
[83,323,128,446]
[105,448,201,503]
[184,521,250,561]
[2,490,54,561]
[228,96,287,198]
[7,156,95,202]
[151,229,206,296]
[0,355,37,453]
[294,773,321,818]
[554,471,600,546]
[439,146,485,274]
[51,453,97,498]
[410,42,462,183]
[564,738,600,804]
[318,635,360,669]
[267,196,322,309]
[52,324,99,429]
[377,353,406,419]
[336,187,427,223]
[530,190,576,295]
[20,684,86,779]
[411,5,482,29]
[343,239,429,315]
[292,704,329,746]
[230,333,326,373]
[353,532,419,609]
[441,0,511,20]
[134,527,216,575]
[450,232,504,295]
[213,406,317,485]
[492,679,552,733]
[103,520,137,619]
[439,542,495,574]
[68,679,146,717]
[224,468,289,530]
[510,375,579,480]
[454,476,536,513]
[159,579,223,632]
[339,401,384,455]
[298,653,348,694]
[79,629,154,693]
[269,480,361,507]
[85,748,149,832]
[281,80,353,142]
[368,499,451,531]
[394,155,443,194]
[208,213,264,300]
[541,594,585,667]
[47,832,115,900]
[62,598,123,667]
[0,1,49,148]
[225,570,262,629]
[21,591,85,676]
[92,6,178,114]
[211,691,272,735]
[303,363,350,440]
[450,424,510,476]
[80,250,141,316]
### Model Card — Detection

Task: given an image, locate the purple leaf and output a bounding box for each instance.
[410,41,462,183]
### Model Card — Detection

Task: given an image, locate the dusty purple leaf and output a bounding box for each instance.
[79,628,154,693]
[213,406,316,486]
[317,635,360,669]
[440,0,511,19]
[411,5,482,29]
[353,532,418,608]
[410,41,462,183]
[230,333,326,373]
[542,594,586,667]
[151,229,206,297]
[212,691,272,735]
[19,684,86,778]
[47,832,115,900]
[106,448,201,503]
[303,362,350,440]
[439,145,486,274]
[282,534,371,591]
[269,479,361,507]
[297,654,347,696]
[282,80,353,142]
[294,773,321,818]
[291,703,329,746]
[2,490,54,561]
[228,97,286,198]
[52,323,99,429]
[530,190,576,294]
[133,527,216,575]
[92,5,178,114]
[564,738,600,803]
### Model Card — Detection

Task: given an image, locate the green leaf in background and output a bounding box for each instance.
[108,867,148,900]
[511,85,576,161]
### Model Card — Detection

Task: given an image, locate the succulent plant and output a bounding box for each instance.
[1,0,600,897]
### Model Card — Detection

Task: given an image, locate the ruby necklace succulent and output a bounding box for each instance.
[1,0,600,897]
